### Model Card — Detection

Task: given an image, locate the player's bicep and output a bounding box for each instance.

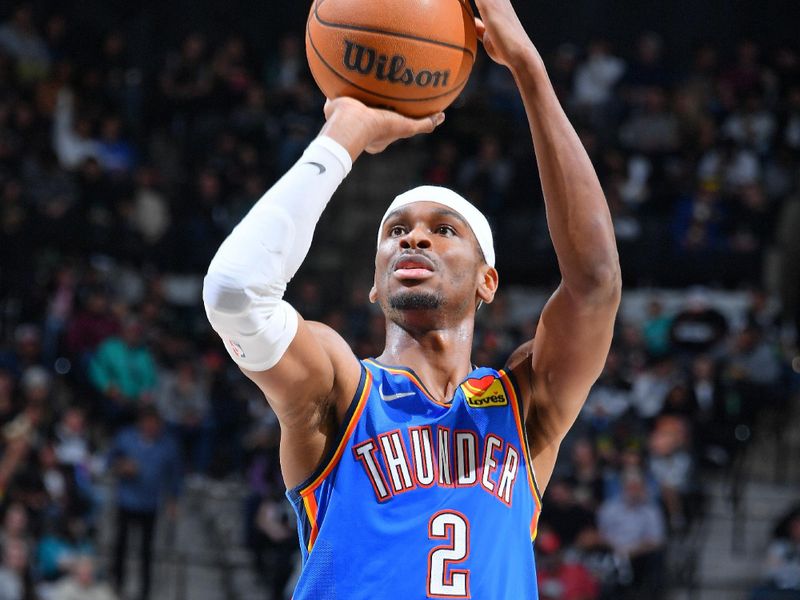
[529,283,618,443]
[243,316,361,430]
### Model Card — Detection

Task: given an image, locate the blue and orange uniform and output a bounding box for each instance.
[287,359,543,599]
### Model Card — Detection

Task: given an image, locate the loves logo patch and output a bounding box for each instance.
[461,376,508,408]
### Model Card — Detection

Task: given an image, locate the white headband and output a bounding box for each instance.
[377,186,495,267]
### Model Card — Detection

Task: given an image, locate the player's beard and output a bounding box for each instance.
[389,291,445,311]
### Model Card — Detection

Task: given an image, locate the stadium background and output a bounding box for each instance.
[0,1,799,599]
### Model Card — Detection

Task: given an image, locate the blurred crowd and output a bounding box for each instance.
[0,2,799,599]
[754,505,800,600]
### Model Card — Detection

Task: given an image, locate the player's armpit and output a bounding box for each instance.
[243,316,362,488]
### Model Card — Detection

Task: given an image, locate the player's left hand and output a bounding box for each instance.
[473,0,538,70]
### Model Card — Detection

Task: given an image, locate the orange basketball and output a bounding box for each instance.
[306,0,478,118]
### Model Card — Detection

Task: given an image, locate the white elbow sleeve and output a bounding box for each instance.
[203,136,352,371]
[203,272,299,372]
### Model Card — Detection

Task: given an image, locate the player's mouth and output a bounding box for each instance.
[393,254,435,280]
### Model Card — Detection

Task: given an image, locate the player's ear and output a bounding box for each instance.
[477,265,498,305]
[369,284,378,304]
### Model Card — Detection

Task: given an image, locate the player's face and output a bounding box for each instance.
[371,202,498,323]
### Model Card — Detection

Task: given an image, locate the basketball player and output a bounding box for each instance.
[203,0,620,597]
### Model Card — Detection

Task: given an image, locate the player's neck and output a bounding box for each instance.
[378,320,475,403]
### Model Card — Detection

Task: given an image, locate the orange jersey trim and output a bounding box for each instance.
[299,369,373,553]
[301,369,373,497]
[302,493,320,553]
[498,369,542,541]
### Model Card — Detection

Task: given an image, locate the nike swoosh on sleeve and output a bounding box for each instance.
[302,162,326,175]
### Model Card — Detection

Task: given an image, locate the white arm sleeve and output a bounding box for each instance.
[202,136,352,371]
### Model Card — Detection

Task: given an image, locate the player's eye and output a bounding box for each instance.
[435,225,456,236]
[389,225,407,237]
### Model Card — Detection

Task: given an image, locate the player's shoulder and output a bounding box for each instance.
[305,320,363,413]
[306,320,353,356]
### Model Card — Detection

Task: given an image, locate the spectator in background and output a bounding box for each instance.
[776,194,800,345]
[751,512,800,600]
[721,40,766,100]
[159,32,212,131]
[648,415,694,531]
[0,4,51,83]
[36,516,94,582]
[582,350,633,432]
[108,406,181,600]
[89,316,157,429]
[457,135,514,215]
[253,489,296,599]
[0,538,33,600]
[725,324,784,428]
[697,138,761,191]
[619,86,681,154]
[65,288,120,360]
[668,289,729,356]
[660,382,700,421]
[0,397,45,498]
[630,357,677,422]
[0,369,16,428]
[52,88,100,170]
[723,93,777,155]
[567,439,606,510]
[572,39,625,117]
[0,503,32,550]
[727,326,782,388]
[672,184,728,255]
[156,357,213,476]
[727,185,775,286]
[537,528,600,600]
[598,469,666,599]
[539,479,597,549]
[423,139,460,188]
[42,265,76,364]
[53,407,92,469]
[264,34,304,95]
[689,355,730,462]
[52,406,99,526]
[96,115,135,175]
[549,43,578,102]
[51,556,119,600]
[622,32,670,106]
[131,166,171,251]
[784,86,800,152]
[0,325,44,380]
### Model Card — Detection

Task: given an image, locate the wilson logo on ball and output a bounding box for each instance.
[342,40,451,89]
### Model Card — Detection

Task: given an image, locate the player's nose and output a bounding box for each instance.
[399,226,432,250]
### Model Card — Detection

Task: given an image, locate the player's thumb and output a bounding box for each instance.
[475,18,486,41]
[417,112,446,134]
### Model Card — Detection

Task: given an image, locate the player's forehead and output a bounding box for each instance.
[381,201,469,230]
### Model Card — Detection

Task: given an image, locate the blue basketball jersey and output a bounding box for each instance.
[287,359,543,599]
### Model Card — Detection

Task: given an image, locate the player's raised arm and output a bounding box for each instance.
[202,98,444,486]
[474,0,622,491]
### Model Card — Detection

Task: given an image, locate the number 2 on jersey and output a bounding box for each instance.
[427,510,470,598]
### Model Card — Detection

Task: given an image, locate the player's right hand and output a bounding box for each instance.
[321,97,445,159]
[473,0,538,71]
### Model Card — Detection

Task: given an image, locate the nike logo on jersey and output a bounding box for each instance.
[302,161,326,175]
[379,384,416,402]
